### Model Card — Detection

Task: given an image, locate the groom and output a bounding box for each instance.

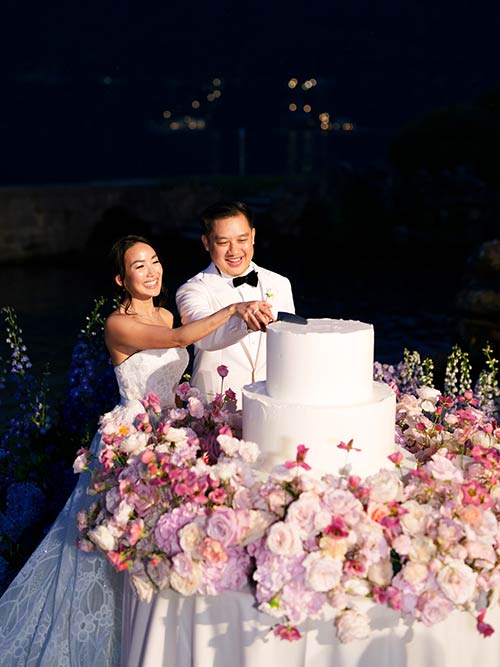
[175,200,295,406]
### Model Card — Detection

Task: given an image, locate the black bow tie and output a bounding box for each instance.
[232,270,258,288]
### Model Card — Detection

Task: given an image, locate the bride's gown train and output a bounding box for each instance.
[0,348,189,667]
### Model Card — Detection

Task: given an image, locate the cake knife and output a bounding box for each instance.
[276,312,308,325]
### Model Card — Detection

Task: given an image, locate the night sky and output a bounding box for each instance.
[1,1,499,183]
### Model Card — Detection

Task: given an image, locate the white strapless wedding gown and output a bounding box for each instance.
[0,348,189,667]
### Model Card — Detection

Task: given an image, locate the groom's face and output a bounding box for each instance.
[202,213,255,277]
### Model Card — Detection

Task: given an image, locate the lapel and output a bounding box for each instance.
[200,263,265,378]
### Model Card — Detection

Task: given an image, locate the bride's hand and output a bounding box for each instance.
[234,300,274,331]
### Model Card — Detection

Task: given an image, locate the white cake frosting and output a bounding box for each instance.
[242,318,397,479]
[266,319,374,405]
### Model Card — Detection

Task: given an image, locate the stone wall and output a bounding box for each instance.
[0,181,223,262]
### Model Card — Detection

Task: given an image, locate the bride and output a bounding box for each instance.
[0,235,273,666]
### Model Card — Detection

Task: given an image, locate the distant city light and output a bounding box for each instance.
[192,100,200,109]
[303,104,312,113]
[163,110,172,119]
[213,78,221,86]
[342,122,354,131]
[320,122,329,131]
[310,78,317,86]
[170,121,181,130]
[207,93,215,102]
[288,78,298,89]
[319,112,329,122]
[213,89,221,98]
[289,103,297,111]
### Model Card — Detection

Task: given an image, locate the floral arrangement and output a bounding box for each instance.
[75,354,500,645]
[75,381,274,602]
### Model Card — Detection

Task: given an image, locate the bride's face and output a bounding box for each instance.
[118,242,163,300]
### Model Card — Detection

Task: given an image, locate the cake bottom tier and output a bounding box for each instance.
[242,381,397,479]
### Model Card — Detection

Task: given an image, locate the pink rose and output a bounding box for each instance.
[187,396,205,419]
[201,537,228,564]
[206,507,240,547]
[286,492,322,538]
[266,521,303,556]
[417,590,453,626]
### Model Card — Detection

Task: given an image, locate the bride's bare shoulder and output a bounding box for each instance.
[104,309,127,331]
[158,307,174,327]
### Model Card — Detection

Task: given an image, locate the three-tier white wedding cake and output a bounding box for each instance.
[242,318,397,478]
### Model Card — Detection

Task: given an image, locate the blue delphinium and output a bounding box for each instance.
[0,300,118,595]
[61,297,119,445]
[373,349,434,396]
[0,482,45,542]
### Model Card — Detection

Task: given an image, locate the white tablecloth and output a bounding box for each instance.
[122,584,500,667]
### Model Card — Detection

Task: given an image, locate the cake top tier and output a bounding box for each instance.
[265,318,375,406]
[271,318,373,335]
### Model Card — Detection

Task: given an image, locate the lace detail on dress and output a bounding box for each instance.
[0,348,188,666]
[114,348,189,408]
[0,433,122,667]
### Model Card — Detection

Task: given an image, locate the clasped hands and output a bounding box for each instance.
[235,301,274,332]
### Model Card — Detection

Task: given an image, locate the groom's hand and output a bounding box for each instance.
[236,301,274,332]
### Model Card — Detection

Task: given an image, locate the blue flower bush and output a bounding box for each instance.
[0,300,118,593]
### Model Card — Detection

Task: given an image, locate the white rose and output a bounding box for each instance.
[401,562,429,590]
[88,525,117,551]
[303,551,342,591]
[417,386,440,402]
[366,469,402,503]
[238,439,260,463]
[170,562,202,596]
[400,500,431,536]
[344,578,371,597]
[114,500,134,527]
[420,399,436,413]
[217,434,240,456]
[368,558,393,586]
[121,431,149,455]
[178,522,204,556]
[408,535,436,564]
[436,559,477,605]
[335,608,370,643]
[166,426,190,443]
[73,452,89,474]
[130,573,155,603]
[470,430,495,448]
[214,461,237,481]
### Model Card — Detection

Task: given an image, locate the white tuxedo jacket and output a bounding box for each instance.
[175,262,295,406]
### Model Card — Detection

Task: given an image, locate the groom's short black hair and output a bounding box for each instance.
[199,200,254,237]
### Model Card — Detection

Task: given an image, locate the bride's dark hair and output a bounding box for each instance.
[109,235,167,310]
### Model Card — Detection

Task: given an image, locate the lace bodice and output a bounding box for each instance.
[114,348,189,408]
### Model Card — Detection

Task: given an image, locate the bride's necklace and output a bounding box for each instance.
[123,307,159,322]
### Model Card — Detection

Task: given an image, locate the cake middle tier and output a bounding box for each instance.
[242,381,397,480]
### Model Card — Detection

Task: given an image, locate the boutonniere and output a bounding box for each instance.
[265,288,275,300]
